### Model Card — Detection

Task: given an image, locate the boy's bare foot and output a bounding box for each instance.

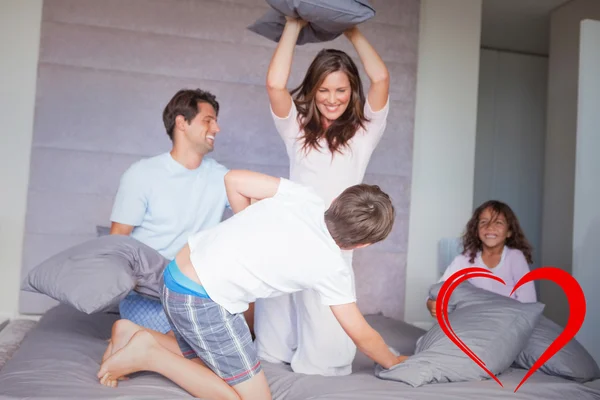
[97,330,157,387]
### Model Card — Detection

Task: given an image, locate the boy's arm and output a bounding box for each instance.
[224,170,281,214]
[330,303,407,369]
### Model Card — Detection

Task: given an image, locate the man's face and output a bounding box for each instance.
[183,102,220,154]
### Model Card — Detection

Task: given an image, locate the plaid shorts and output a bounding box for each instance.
[161,285,262,386]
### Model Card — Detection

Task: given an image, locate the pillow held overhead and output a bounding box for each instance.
[248,0,376,45]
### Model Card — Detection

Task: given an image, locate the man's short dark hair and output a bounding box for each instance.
[162,89,219,141]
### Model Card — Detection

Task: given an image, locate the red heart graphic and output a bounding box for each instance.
[436,267,505,386]
[510,267,586,392]
[435,266,586,393]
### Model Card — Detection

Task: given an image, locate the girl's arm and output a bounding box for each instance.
[426,257,462,317]
[344,26,389,111]
[266,17,307,118]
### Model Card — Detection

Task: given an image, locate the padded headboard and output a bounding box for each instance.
[437,237,463,278]
[18,0,420,319]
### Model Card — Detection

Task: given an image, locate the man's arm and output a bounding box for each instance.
[109,221,134,236]
[110,163,147,231]
[224,170,281,214]
[330,303,407,369]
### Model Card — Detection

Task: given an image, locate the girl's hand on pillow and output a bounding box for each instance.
[426,298,437,318]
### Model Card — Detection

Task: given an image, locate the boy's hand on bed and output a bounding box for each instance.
[393,355,409,367]
[379,353,409,370]
[426,298,437,317]
[330,303,410,370]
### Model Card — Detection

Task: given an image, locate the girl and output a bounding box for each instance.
[254,17,390,377]
[427,200,537,317]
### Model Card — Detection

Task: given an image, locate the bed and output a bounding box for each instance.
[1,304,599,400]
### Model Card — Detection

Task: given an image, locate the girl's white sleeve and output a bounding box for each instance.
[511,252,537,303]
[439,256,462,282]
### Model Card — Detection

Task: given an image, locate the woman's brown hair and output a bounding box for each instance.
[462,200,533,264]
[290,49,368,155]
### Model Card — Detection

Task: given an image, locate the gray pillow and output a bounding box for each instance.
[375,281,544,387]
[22,235,168,314]
[96,225,110,236]
[247,0,375,45]
[428,281,600,382]
[514,315,600,382]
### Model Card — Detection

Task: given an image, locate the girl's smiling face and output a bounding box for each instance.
[477,207,512,249]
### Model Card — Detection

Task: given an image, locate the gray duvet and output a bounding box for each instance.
[0,305,599,399]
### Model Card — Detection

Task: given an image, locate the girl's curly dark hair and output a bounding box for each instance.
[462,200,533,264]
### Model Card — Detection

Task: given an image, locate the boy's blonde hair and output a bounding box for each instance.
[324,184,395,249]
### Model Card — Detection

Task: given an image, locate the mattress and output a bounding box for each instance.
[0,319,38,371]
[0,304,599,399]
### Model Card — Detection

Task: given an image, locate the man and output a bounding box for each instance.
[109,89,230,333]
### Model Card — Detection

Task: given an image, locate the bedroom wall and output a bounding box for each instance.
[17,0,420,319]
[571,19,600,365]
[473,49,548,275]
[541,0,600,327]
[0,0,43,321]
[404,0,482,329]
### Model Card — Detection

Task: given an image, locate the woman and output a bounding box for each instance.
[254,16,391,377]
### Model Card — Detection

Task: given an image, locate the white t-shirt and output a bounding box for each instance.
[271,98,390,206]
[188,178,356,314]
[110,153,229,260]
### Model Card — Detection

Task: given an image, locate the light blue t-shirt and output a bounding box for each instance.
[110,152,229,260]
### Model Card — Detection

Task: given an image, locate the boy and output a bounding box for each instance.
[98,170,407,400]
